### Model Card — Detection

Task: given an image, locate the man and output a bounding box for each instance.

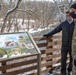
[70,3,76,75]
[44,11,75,75]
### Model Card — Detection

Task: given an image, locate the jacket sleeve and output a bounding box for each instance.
[47,23,62,36]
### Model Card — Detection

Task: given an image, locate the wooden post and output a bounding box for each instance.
[37,54,41,75]
[46,36,53,74]
[1,61,6,74]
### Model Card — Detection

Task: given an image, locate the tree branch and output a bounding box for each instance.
[67,0,73,6]
[1,0,22,33]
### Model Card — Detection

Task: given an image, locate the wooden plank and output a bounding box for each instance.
[37,43,47,47]
[37,42,53,47]
[40,54,60,62]
[41,50,46,54]
[34,36,53,41]
[0,58,37,71]
[47,54,61,60]
[45,48,61,53]
[0,65,37,75]
[0,54,38,63]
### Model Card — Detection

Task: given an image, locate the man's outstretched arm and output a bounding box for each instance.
[44,24,62,37]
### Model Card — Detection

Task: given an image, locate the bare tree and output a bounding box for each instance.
[66,0,73,6]
[1,0,21,33]
[0,0,75,34]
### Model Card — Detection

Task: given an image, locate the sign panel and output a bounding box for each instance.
[0,32,38,59]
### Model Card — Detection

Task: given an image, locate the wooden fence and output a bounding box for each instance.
[0,33,69,75]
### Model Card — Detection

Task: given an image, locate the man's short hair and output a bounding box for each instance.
[71,3,76,9]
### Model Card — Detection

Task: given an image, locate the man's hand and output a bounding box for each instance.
[43,34,48,36]
[43,34,49,37]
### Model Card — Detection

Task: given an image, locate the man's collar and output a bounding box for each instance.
[67,20,73,24]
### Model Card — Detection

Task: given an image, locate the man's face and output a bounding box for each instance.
[70,8,76,14]
[66,13,73,21]
[70,8,76,19]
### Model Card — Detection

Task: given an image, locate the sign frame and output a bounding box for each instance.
[0,32,41,75]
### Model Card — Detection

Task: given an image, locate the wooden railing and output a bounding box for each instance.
[0,33,68,75]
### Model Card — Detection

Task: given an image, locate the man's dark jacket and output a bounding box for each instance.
[47,20,75,50]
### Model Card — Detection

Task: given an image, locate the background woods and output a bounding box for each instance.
[0,0,75,34]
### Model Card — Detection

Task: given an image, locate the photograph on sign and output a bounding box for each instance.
[0,32,37,59]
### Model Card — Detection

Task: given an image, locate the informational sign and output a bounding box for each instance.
[0,32,38,59]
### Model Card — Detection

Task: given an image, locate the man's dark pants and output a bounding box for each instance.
[61,48,72,74]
